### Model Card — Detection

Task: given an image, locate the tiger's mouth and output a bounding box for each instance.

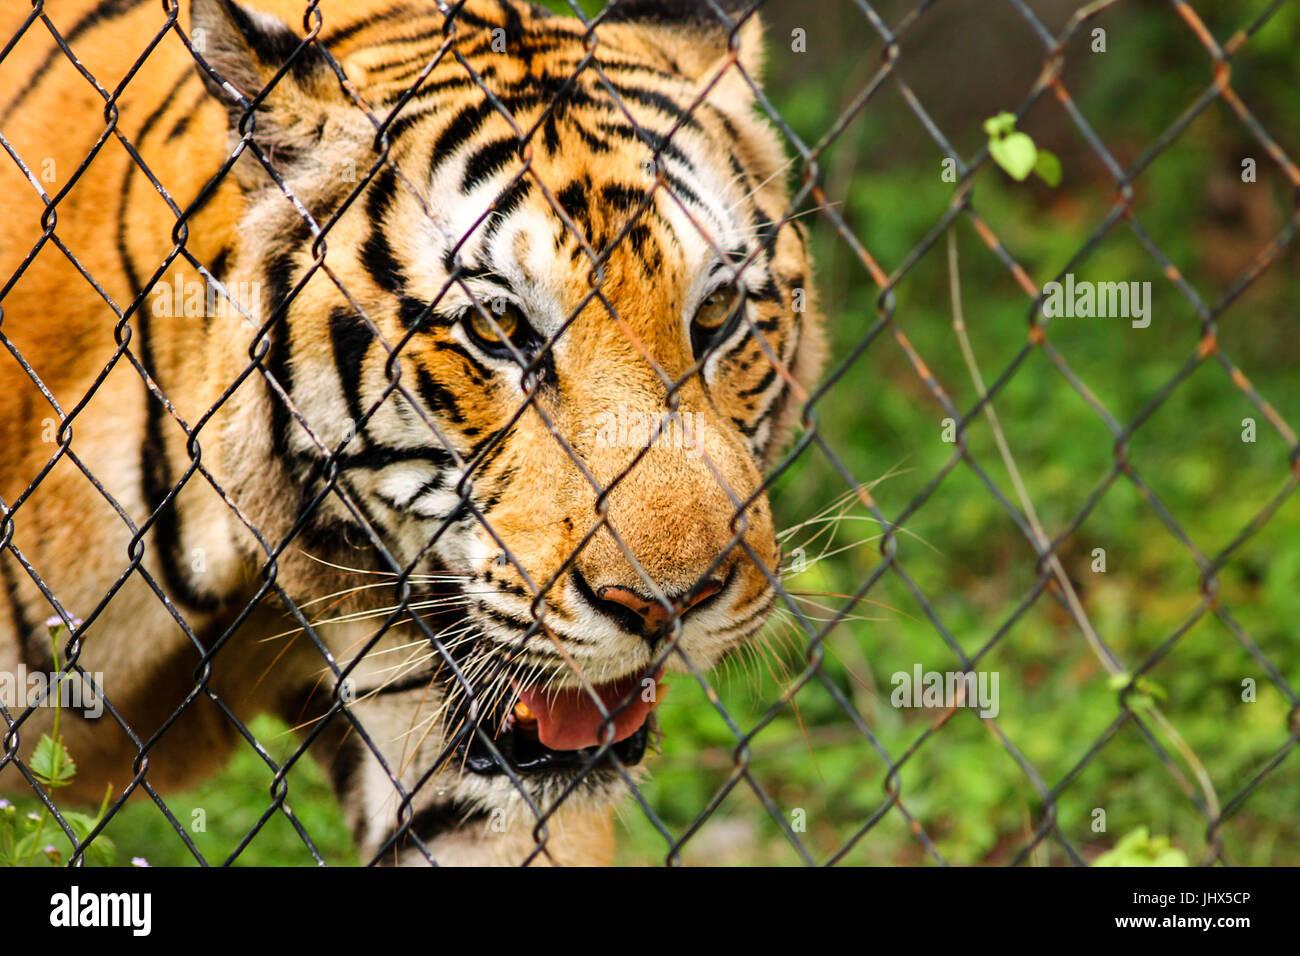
[456,669,663,777]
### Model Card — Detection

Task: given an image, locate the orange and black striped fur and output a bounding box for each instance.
[0,0,823,864]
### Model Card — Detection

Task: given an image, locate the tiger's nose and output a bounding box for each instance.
[593,578,724,637]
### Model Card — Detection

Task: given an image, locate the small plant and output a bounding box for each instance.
[984,111,1061,186]
[1107,671,1169,712]
[1093,826,1190,867]
[0,618,116,866]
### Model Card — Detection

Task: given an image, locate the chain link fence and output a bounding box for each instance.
[0,0,1296,866]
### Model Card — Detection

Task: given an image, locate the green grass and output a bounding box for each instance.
[100,715,358,867]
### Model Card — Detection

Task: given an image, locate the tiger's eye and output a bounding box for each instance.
[694,283,739,331]
[470,304,519,345]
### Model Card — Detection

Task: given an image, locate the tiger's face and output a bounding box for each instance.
[196,0,822,848]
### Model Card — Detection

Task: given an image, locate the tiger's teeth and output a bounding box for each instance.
[513,700,537,724]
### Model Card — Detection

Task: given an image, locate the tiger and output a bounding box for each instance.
[0,0,823,865]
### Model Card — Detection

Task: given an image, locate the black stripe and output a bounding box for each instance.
[362,166,404,293]
[387,801,490,855]
[664,171,702,210]
[208,247,231,282]
[359,45,451,83]
[460,135,520,193]
[374,74,475,113]
[397,295,442,331]
[750,275,782,304]
[321,1,428,48]
[217,0,332,84]
[415,367,466,425]
[738,364,776,398]
[365,159,399,221]
[556,177,591,238]
[326,732,364,799]
[733,414,763,438]
[567,114,613,155]
[137,410,223,612]
[606,0,747,25]
[116,72,192,293]
[542,113,561,156]
[595,57,685,84]
[479,177,533,242]
[495,0,526,46]
[600,182,647,214]
[321,0,494,54]
[117,69,224,614]
[337,444,455,472]
[0,550,37,661]
[327,306,373,428]
[597,121,692,168]
[165,83,209,141]
[263,252,298,460]
[361,230,404,294]
[477,603,551,638]
[429,101,494,166]
[626,222,661,277]
[753,209,780,250]
[609,84,703,133]
[0,0,144,123]
[431,339,484,369]
[366,669,438,697]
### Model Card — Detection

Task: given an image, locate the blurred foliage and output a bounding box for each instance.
[94,715,358,867]
[625,0,1300,867]
[8,0,1295,866]
[1093,827,1191,867]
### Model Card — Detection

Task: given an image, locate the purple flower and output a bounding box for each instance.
[44,614,84,631]
[131,856,150,867]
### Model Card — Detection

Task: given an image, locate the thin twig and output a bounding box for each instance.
[945,229,1219,821]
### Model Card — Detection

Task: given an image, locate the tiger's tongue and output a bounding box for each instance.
[517,672,663,752]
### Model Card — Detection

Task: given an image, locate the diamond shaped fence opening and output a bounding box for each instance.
[0,0,1295,867]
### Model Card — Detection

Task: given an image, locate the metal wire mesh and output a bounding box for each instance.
[0,0,1296,867]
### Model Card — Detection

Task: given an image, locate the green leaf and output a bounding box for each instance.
[62,810,97,836]
[13,820,52,865]
[1107,673,1166,711]
[1134,675,1168,702]
[0,809,17,866]
[30,734,76,788]
[989,131,1038,181]
[85,836,116,867]
[982,111,1017,138]
[1094,827,1190,867]
[1034,149,1062,187]
[63,810,116,866]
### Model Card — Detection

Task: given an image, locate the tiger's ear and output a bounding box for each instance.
[603,0,765,102]
[189,0,346,181]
